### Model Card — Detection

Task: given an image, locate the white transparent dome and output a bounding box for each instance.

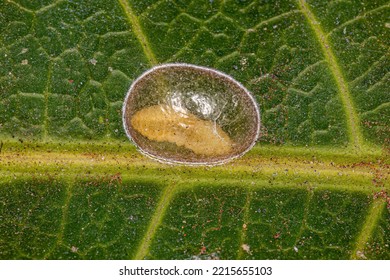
[123,63,260,165]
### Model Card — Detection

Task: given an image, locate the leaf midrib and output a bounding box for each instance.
[1,142,387,192]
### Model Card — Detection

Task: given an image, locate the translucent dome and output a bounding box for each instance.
[122,63,260,165]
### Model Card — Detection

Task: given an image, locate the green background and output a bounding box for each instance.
[0,0,389,259]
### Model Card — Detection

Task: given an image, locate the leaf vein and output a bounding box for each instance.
[350,54,389,85]
[133,183,177,259]
[36,0,66,15]
[327,4,390,37]
[298,0,364,151]
[117,0,158,65]
[351,199,386,259]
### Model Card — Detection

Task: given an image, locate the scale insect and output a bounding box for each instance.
[122,63,260,166]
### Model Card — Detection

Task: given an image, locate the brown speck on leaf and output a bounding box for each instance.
[109,173,122,184]
[242,223,247,230]
[356,250,367,259]
[241,244,252,255]
[373,190,390,209]
[71,246,78,253]
[89,58,97,65]
[273,232,281,239]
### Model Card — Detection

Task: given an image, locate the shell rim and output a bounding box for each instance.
[122,63,261,166]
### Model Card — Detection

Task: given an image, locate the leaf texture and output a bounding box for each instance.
[0,0,389,259]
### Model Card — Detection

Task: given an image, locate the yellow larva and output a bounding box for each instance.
[131,104,233,156]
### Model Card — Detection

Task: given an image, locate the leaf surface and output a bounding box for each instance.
[0,0,389,259]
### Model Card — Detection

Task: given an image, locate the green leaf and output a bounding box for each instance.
[0,0,388,259]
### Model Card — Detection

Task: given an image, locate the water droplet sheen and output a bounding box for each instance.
[123,63,260,165]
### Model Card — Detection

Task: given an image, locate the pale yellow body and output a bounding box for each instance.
[131,105,233,156]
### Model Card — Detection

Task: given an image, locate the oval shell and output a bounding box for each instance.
[122,63,260,165]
